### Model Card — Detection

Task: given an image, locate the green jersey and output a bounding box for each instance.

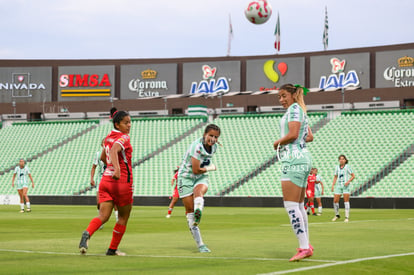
[315,174,323,193]
[278,103,310,161]
[334,164,353,185]
[14,166,31,185]
[178,137,218,180]
[92,150,105,182]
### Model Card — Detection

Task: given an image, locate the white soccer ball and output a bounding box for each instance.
[244,0,272,25]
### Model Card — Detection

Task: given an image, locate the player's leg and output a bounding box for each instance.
[332,194,341,221]
[182,195,209,252]
[316,197,323,215]
[166,196,178,218]
[22,187,31,212]
[106,203,131,256]
[309,196,316,215]
[79,200,113,254]
[17,189,24,212]
[193,182,208,225]
[343,193,350,222]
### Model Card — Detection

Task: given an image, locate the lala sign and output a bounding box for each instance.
[383,56,414,87]
[190,65,230,94]
[318,58,360,89]
[128,69,168,97]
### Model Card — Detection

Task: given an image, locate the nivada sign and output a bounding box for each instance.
[0,67,52,103]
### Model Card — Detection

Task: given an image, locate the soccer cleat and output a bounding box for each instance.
[198,245,211,253]
[344,218,349,223]
[194,208,202,226]
[289,248,313,262]
[26,209,31,212]
[79,231,90,254]
[317,213,322,216]
[106,249,126,256]
[166,214,171,218]
[312,213,317,216]
[332,215,340,222]
[309,244,314,253]
[20,210,25,213]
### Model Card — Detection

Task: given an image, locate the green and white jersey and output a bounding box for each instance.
[315,174,323,192]
[279,103,310,155]
[92,150,105,182]
[14,166,31,185]
[178,137,218,180]
[334,164,353,185]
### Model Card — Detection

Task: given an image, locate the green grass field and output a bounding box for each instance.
[1,205,413,274]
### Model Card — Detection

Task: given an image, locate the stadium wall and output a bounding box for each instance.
[28,196,414,209]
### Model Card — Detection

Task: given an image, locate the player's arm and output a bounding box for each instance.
[345,173,355,187]
[191,157,216,175]
[12,173,16,187]
[320,180,324,194]
[90,164,97,186]
[331,175,338,192]
[305,126,313,143]
[274,121,300,149]
[171,177,176,186]
[28,174,35,188]
[110,143,123,180]
[100,148,107,165]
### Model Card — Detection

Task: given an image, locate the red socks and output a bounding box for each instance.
[86,217,102,237]
[310,203,315,214]
[109,223,126,250]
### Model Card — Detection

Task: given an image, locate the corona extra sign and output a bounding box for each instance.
[383,56,414,87]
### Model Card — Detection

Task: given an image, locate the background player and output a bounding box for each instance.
[166,167,179,218]
[177,124,220,253]
[314,168,324,215]
[79,109,133,256]
[305,168,317,216]
[331,154,355,223]
[11,159,35,213]
[273,84,313,262]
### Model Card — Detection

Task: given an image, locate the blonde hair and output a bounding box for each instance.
[279,84,307,113]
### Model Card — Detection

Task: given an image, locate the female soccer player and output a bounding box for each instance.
[331,155,355,223]
[166,167,179,218]
[273,84,314,262]
[177,124,220,253]
[305,168,317,216]
[11,159,35,213]
[314,168,324,215]
[79,109,133,256]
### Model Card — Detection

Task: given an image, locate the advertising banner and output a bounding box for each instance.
[376,49,414,88]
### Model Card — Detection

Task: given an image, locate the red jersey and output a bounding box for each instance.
[103,129,133,182]
[306,174,316,192]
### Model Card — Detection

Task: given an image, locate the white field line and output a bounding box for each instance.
[0,248,334,262]
[257,252,414,275]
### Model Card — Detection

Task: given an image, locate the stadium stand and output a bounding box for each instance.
[1,110,413,198]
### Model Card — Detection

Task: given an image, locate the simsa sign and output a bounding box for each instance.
[58,66,115,101]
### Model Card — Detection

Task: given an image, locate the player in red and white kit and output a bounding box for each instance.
[79,108,133,256]
[305,168,317,216]
[166,167,179,218]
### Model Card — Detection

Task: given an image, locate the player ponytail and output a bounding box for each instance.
[279,84,307,113]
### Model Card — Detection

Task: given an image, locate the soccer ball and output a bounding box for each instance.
[244,0,272,25]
